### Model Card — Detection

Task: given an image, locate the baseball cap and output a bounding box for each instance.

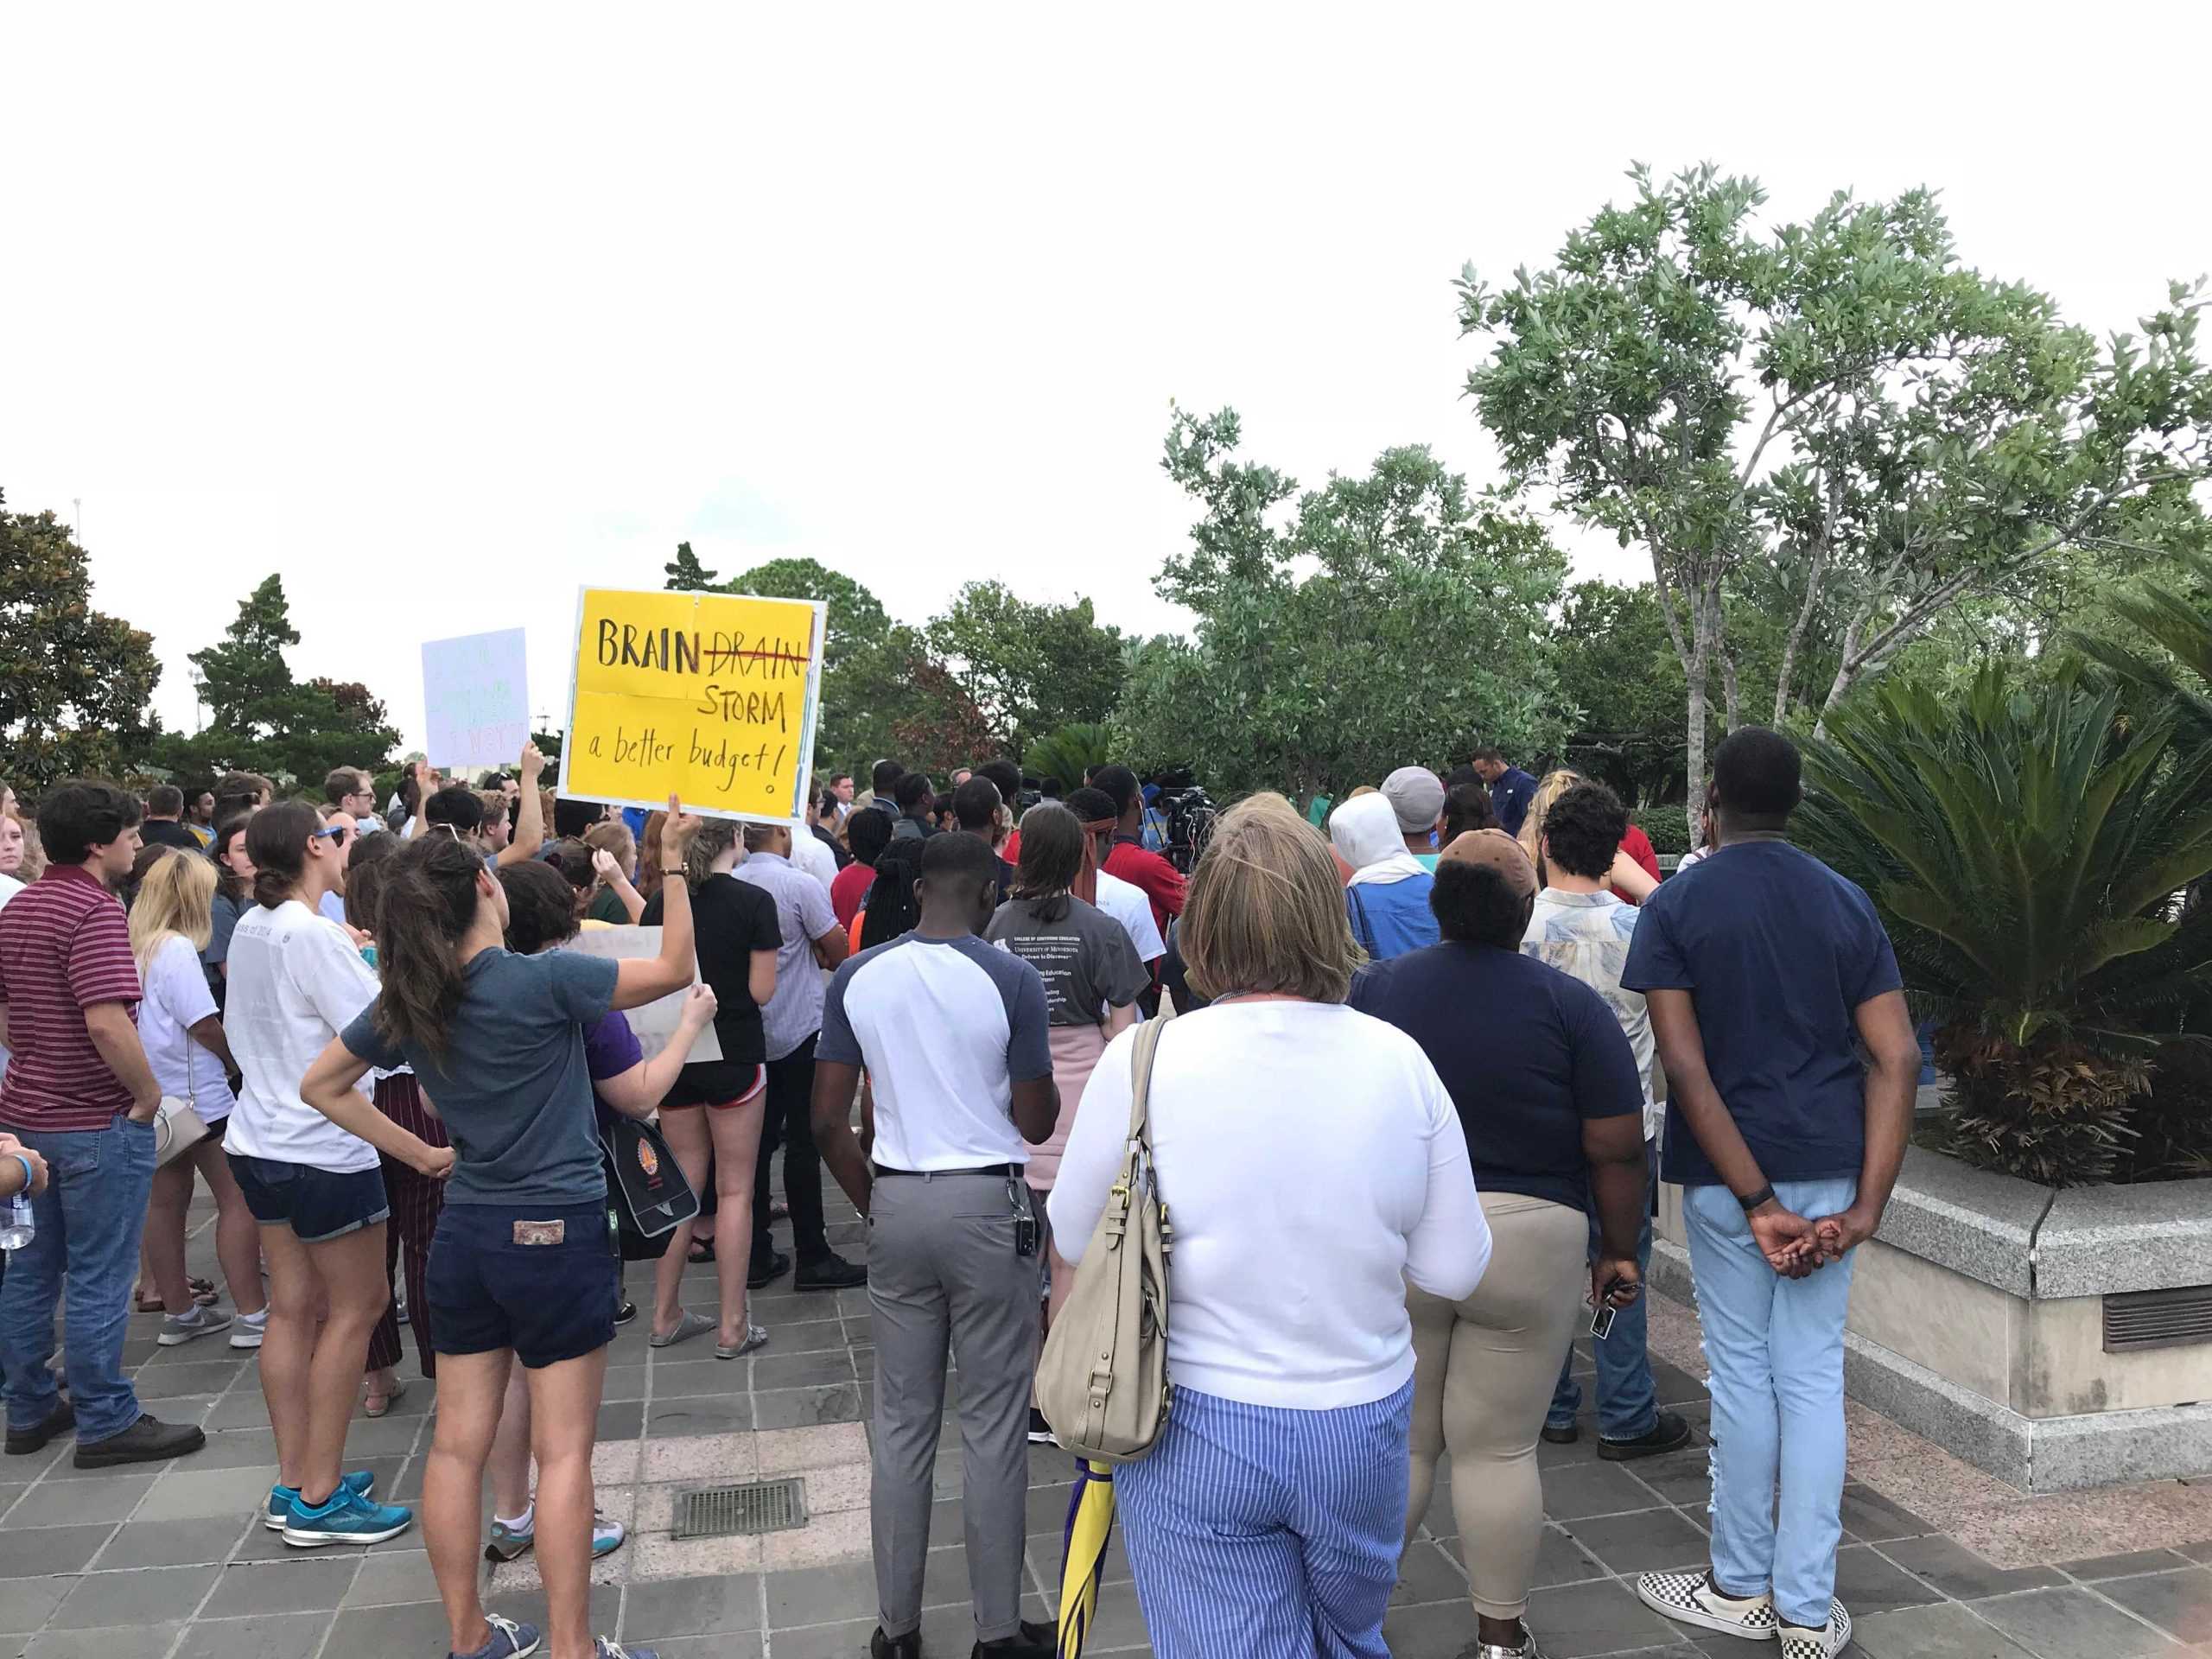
[1380,766,1446,835]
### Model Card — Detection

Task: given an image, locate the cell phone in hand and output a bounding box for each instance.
[1590,1301,1618,1341]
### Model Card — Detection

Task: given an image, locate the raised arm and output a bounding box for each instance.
[592,849,647,923]
[611,798,702,1010]
[495,743,547,867]
[594,988,717,1119]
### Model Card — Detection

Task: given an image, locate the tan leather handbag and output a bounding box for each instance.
[1037,1018,1173,1463]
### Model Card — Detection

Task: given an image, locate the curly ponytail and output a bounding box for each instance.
[372,836,485,1060]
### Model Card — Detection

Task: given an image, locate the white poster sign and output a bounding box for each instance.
[563,926,720,1065]
[423,628,531,772]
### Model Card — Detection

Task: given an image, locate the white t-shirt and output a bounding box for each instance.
[137,934,238,1119]
[222,899,381,1173]
[1050,1001,1491,1410]
[787,824,839,898]
[1094,869,1165,964]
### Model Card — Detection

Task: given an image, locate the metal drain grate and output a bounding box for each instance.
[2103,1284,2212,1353]
[673,1477,808,1539]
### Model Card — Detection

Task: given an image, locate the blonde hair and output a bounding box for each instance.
[1517,768,1585,885]
[0,808,40,882]
[130,844,218,969]
[1181,792,1362,1005]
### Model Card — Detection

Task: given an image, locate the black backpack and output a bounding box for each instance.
[600,1114,700,1262]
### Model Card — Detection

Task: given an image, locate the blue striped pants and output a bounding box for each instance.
[1116,1379,1414,1659]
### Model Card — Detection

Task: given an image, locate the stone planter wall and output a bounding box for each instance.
[1651,1147,2212,1493]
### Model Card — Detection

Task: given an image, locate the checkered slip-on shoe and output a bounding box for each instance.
[1637,1569,1780,1640]
[1777,1602,1851,1659]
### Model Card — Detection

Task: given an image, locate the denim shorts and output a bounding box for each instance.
[428,1200,619,1370]
[227,1154,391,1243]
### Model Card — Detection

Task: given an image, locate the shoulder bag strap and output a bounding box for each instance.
[1124,1017,1168,1147]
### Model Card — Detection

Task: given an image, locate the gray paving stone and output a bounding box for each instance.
[1561,1506,1709,1574]
[325,1599,452,1655]
[93,1514,250,1568]
[23,1623,186,1659]
[200,1556,362,1616]
[1839,1481,1935,1542]
[2062,1549,2194,1580]
[1850,1601,2041,1658]
[173,1611,338,1659]
[340,1547,443,1608]
[624,1572,766,1637]
[648,1359,734,1399]
[0,1578,72,1633]
[2095,1568,2212,1645]
[1883,1534,2069,1599]
[1521,1579,1683,1657]
[1540,1459,1667,1521]
[187,1428,284,1469]
[135,1462,283,1521]
[49,1563,220,1628]
[753,1382,863,1429]
[1834,1541,1948,1616]
[1388,1538,1467,1605]
[13,1472,157,1526]
[625,1637,764,1659]
[1968,1585,2183,1656]
[0,1522,119,1577]
[752,1349,858,1390]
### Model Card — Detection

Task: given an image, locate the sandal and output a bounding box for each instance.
[687,1239,715,1265]
[364,1380,409,1419]
[136,1285,219,1313]
[715,1325,769,1360]
[649,1310,715,1350]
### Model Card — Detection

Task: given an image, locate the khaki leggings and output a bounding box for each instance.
[1403,1191,1587,1620]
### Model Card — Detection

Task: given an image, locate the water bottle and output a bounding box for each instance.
[0,1156,33,1250]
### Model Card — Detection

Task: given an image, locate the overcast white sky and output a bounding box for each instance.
[5,3,2207,753]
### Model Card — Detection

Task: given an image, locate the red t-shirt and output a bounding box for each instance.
[1613,824,1662,904]
[0,865,144,1131]
[1103,838,1186,938]
[830,862,875,933]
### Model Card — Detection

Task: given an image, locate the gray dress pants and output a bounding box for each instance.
[868,1169,1039,1643]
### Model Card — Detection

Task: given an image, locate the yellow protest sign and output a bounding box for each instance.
[559,586,825,823]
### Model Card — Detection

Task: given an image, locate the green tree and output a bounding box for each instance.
[159,575,399,786]
[1117,408,1567,803]
[721,557,901,774]
[0,492,162,788]
[1460,163,2212,835]
[930,582,1123,758]
[1553,580,1688,804]
[664,541,718,591]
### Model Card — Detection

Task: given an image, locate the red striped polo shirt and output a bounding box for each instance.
[0,864,143,1131]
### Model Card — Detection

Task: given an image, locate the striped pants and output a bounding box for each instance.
[1116,1380,1413,1659]
[365,1075,449,1378]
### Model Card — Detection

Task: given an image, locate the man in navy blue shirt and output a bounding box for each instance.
[1622,728,1919,1659]
[1471,748,1539,839]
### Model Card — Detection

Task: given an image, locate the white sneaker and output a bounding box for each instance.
[229,1308,269,1351]
[158,1305,233,1346]
[1637,1569,1779,1640]
[1777,1602,1851,1659]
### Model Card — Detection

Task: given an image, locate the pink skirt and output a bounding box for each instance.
[1024,1021,1109,1192]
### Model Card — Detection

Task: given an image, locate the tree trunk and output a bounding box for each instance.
[1683,585,1716,849]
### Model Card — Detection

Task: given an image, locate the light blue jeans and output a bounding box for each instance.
[0,1114,157,1443]
[1547,1141,1660,1440]
[1683,1176,1858,1630]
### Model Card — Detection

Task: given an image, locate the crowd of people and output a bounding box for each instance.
[0,728,1916,1659]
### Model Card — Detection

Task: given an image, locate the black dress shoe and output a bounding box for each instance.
[1540,1422,1580,1446]
[5,1399,75,1455]
[747,1249,791,1291]
[972,1619,1054,1657]
[73,1413,207,1468]
[1597,1409,1695,1462]
[792,1251,867,1291]
[869,1626,920,1659]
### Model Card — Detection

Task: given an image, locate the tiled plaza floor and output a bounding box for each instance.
[3,1187,2208,1659]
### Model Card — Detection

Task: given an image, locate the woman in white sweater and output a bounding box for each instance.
[1050,793,1491,1659]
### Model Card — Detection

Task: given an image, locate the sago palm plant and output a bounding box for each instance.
[1796,665,2212,1185]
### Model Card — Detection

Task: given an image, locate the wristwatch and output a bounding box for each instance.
[1737,1183,1777,1213]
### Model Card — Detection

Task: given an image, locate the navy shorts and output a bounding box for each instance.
[227,1154,390,1243]
[429,1200,619,1369]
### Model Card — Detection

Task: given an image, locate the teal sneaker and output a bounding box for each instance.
[485,1510,628,1562]
[265,1469,376,1529]
[282,1484,413,1547]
